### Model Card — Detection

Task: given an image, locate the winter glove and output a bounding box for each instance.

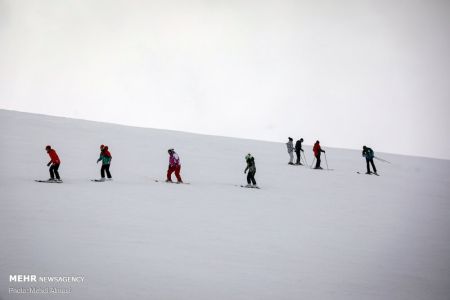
[47,162,51,167]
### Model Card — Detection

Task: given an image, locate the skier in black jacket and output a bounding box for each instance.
[362,146,378,175]
[295,138,304,165]
[244,153,258,188]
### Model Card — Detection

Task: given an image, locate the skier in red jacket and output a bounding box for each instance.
[166,148,183,183]
[312,140,325,169]
[45,145,61,181]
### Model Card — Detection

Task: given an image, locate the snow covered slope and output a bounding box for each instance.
[1,109,449,300]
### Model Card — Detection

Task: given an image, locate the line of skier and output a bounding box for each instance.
[286,137,378,175]
[43,145,184,183]
[42,140,379,185]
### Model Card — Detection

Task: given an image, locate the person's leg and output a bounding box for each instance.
[295,151,300,164]
[315,155,321,168]
[289,152,294,164]
[175,165,182,182]
[366,159,371,173]
[370,159,377,173]
[105,164,112,178]
[49,165,55,179]
[167,166,174,181]
[250,171,257,185]
[101,165,106,178]
[247,172,251,184]
[53,164,60,180]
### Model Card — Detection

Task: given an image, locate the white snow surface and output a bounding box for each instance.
[1,109,449,300]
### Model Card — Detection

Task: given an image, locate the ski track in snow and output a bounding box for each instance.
[1,110,450,300]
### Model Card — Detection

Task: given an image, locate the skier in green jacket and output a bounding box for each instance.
[97,145,112,180]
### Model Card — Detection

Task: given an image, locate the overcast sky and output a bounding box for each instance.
[1,0,449,159]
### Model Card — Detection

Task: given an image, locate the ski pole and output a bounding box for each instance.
[324,152,329,170]
[302,151,308,166]
[374,156,391,164]
[310,157,316,169]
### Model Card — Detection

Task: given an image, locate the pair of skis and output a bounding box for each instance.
[154,179,190,184]
[35,179,63,183]
[239,185,260,189]
[356,172,380,176]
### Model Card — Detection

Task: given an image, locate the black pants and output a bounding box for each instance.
[295,150,301,164]
[101,164,112,178]
[247,170,256,185]
[49,164,60,180]
[366,159,377,173]
[315,154,321,168]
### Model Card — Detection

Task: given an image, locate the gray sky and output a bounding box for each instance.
[1,0,449,159]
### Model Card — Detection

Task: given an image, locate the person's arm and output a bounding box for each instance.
[47,152,54,166]
[97,154,102,163]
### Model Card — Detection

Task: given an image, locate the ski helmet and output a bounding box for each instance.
[45,145,51,151]
[245,153,252,160]
[100,144,105,150]
[300,138,304,142]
